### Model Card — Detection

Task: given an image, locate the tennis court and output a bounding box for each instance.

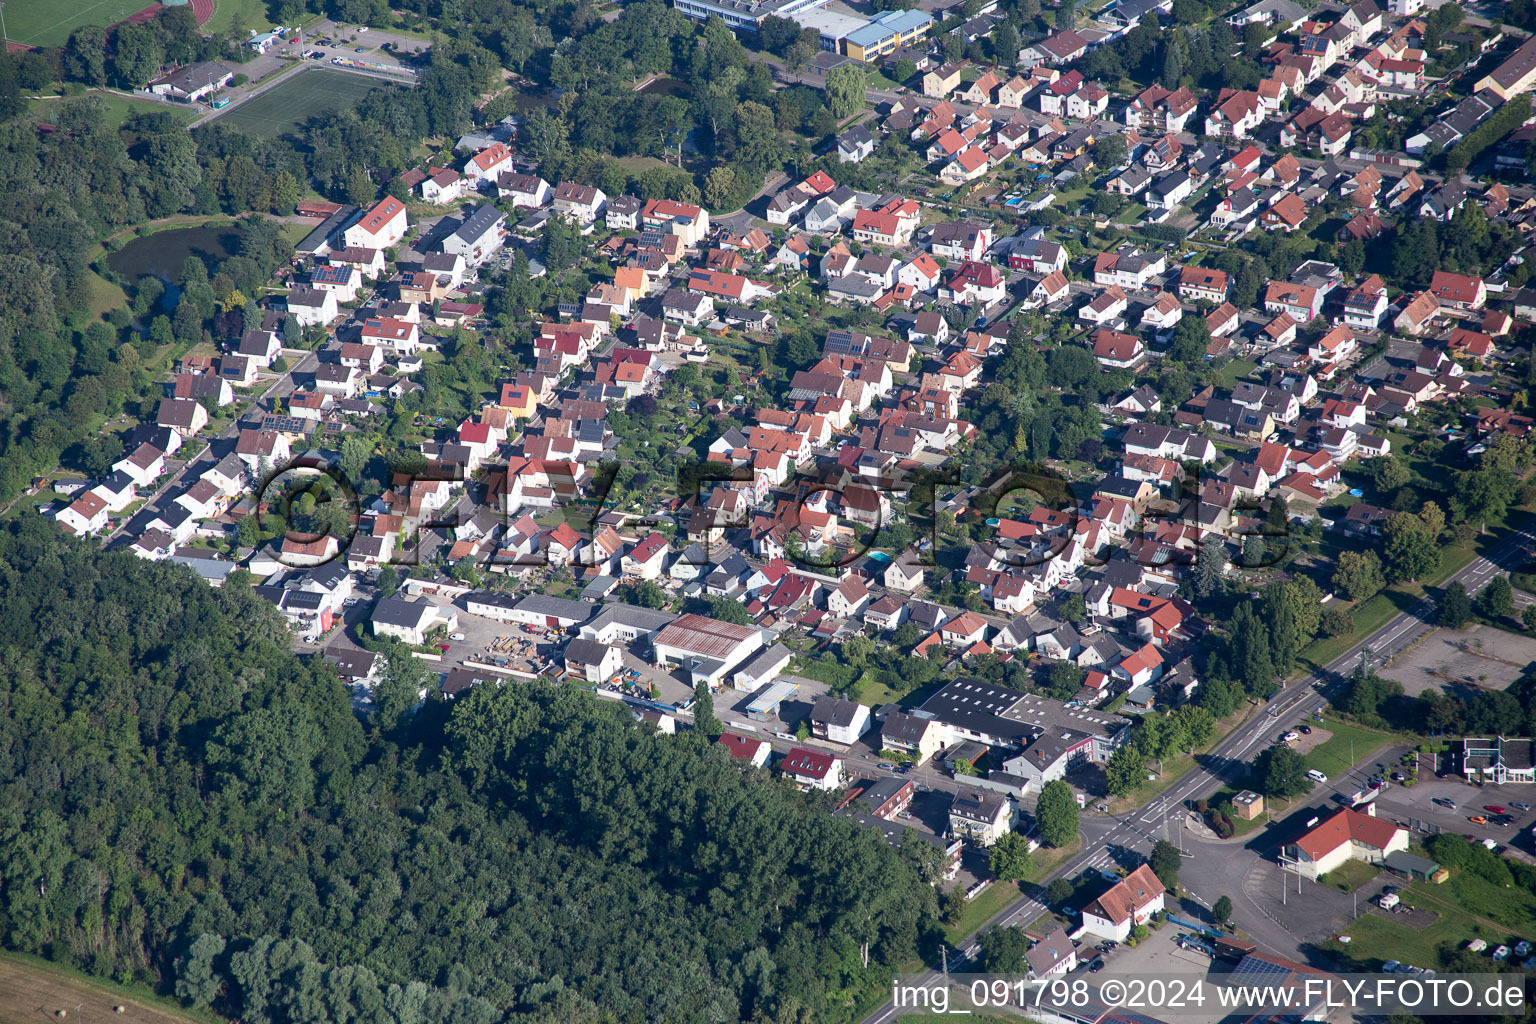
[7,0,153,48]
[199,67,391,139]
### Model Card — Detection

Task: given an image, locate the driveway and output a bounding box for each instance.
[1241,857,1371,948]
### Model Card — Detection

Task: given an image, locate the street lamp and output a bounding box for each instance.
[1,4,9,45]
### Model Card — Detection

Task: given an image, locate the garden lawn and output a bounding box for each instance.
[1302,717,1394,778]
[1331,874,1536,969]
[943,881,1022,944]
[1321,857,1380,893]
[31,91,197,129]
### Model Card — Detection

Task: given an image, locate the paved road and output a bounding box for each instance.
[106,346,320,546]
[859,520,1536,1024]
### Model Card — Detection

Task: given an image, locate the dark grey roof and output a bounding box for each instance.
[452,204,505,245]
[582,603,678,633]
[373,595,433,627]
[324,646,379,678]
[565,637,614,666]
[736,642,793,680]
[150,61,230,94]
[811,694,865,728]
[950,789,1008,822]
[839,124,875,148]
[513,594,593,622]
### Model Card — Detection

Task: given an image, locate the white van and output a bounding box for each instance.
[1307,769,1328,783]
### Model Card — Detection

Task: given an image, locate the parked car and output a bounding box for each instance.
[1515,940,1532,957]
[1307,769,1328,783]
[1282,731,1300,742]
[1511,802,1531,811]
[1469,815,1488,824]
[1492,945,1511,962]
[1089,960,1104,973]
[1298,725,1312,734]
[449,632,466,641]
[1484,805,1506,814]
[1383,959,1401,973]
[435,642,450,652]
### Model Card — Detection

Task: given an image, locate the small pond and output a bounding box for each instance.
[107,224,244,287]
[639,76,692,99]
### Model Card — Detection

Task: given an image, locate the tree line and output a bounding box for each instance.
[0,519,940,1023]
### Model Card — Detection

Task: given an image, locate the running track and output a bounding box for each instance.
[122,0,216,30]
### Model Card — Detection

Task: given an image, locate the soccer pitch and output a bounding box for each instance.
[200,67,391,139]
[5,0,153,48]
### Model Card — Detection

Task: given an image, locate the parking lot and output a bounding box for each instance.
[1080,922,1229,1024]
[1378,624,1536,695]
[1370,774,1535,849]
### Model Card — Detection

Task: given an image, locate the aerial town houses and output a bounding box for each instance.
[46,0,1536,970]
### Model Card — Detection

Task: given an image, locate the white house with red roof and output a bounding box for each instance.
[1282,807,1408,881]
[940,261,1007,305]
[1111,643,1165,688]
[344,196,408,249]
[1178,265,1230,304]
[717,732,772,767]
[465,142,513,184]
[1081,863,1165,942]
[642,198,710,246]
[1204,88,1263,139]
[781,747,843,791]
[57,491,110,537]
[621,531,670,579]
[1429,270,1486,311]
[361,317,422,355]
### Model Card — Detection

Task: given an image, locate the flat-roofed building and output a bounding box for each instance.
[671,0,834,31]
[1458,736,1536,784]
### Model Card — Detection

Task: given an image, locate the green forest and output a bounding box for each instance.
[0,518,937,1023]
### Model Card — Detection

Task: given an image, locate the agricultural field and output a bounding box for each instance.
[0,953,217,1024]
[198,67,389,139]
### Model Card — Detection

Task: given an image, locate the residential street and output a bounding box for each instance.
[108,344,321,546]
[858,519,1536,1024]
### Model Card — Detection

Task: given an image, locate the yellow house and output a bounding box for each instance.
[614,265,650,301]
[844,9,933,62]
[498,382,537,419]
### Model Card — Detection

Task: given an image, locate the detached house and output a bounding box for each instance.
[1429,270,1486,311]
[344,196,408,249]
[1081,863,1166,942]
[930,220,993,262]
[1178,266,1229,304]
[941,261,1007,305]
[1204,89,1263,139]
[284,286,338,327]
[552,182,607,225]
[1264,280,1322,323]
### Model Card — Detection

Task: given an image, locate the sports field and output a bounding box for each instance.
[199,67,390,138]
[6,0,153,48]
